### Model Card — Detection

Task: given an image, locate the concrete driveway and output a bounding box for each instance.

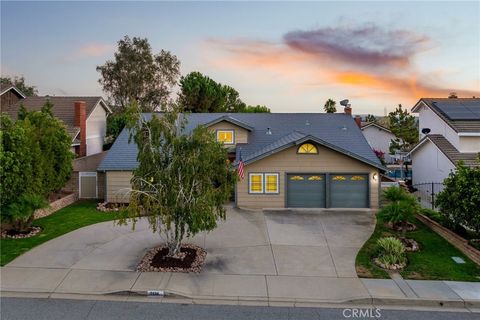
[7,206,375,278]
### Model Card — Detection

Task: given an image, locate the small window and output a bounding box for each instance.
[265,173,279,193]
[298,143,318,154]
[332,175,346,181]
[290,175,304,181]
[249,173,263,193]
[351,175,365,181]
[308,175,323,181]
[217,130,234,144]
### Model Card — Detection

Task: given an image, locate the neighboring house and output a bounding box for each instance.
[409,98,480,186]
[357,118,396,164]
[98,107,385,209]
[2,96,112,157]
[0,83,26,108]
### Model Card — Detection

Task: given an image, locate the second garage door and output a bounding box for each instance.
[330,174,369,208]
[287,174,326,208]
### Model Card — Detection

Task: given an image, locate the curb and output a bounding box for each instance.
[2,289,477,309]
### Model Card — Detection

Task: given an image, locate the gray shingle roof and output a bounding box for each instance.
[98,113,384,171]
[424,134,479,167]
[414,98,480,133]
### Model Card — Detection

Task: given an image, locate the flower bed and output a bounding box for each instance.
[137,244,207,273]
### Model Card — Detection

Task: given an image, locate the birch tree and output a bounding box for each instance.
[121,104,236,256]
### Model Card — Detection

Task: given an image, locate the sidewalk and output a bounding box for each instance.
[2,266,479,308]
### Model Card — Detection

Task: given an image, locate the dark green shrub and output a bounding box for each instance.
[436,162,480,234]
[4,194,47,232]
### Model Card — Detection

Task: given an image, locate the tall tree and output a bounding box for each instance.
[121,103,236,256]
[324,99,337,113]
[241,105,271,113]
[365,114,377,123]
[178,71,269,113]
[388,104,419,154]
[97,36,180,112]
[0,103,73,231]
[0,76,38,96]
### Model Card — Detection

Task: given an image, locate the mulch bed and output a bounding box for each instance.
[385,221,417,232]
[373,257,407,271]
[137,244,206,273]
[96,202,126,212]
[400,237,420,252]
[1,226,42,239]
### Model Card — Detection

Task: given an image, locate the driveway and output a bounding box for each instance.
[7,206,375,278]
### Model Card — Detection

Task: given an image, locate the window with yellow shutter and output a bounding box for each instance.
[265,173,279,193]
[216,130,234,144]
[249,173,263,193]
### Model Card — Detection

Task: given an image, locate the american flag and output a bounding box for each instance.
[237,151,245,180]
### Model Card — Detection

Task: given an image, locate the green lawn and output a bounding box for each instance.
[0,200,127,266]
[356,215,480,281]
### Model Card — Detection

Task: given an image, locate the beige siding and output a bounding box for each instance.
[236,144,379,209]
[106,171,132,203]
[207,121,249,145]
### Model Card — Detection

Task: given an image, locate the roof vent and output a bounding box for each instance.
[341,125,347,131]
[305,120,310,126]
[266,127,272,135]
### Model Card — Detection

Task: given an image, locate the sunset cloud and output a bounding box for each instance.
[283,25,430,69]
[78,43,113,57]
[205,24,478,107]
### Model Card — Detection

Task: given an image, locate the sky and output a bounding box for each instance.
[1,1,479,114]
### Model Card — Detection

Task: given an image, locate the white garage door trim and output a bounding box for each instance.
[79,171,98,199]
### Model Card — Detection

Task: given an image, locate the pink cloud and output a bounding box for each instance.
[78,43,113,57]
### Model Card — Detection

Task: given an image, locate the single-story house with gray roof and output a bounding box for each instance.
[98,107,385,209]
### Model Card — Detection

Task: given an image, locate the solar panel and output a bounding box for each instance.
[434,101,480,120]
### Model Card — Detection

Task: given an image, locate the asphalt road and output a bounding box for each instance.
[1,297,478,320]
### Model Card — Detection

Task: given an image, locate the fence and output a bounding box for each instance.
[411,182,445,210]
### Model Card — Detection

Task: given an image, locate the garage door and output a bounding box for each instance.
[287,174,326,208]
[330,174,369,208]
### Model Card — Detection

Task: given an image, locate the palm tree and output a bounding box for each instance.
[378,187,420,237]
[324,99,337,113]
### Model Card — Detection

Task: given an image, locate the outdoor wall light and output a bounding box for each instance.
[372,172,378,181]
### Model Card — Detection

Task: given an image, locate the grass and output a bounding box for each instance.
[0,200,127,266]
[356,215,480,281]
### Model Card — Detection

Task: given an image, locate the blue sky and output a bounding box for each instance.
[1,1,479,114]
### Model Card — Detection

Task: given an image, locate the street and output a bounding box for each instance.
[1,297,478,320]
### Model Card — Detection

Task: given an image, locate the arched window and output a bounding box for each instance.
[297,143,318,154]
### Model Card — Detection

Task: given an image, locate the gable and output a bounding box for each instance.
[206,120,249,144]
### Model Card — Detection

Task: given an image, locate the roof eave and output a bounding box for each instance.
[244,134,386,171]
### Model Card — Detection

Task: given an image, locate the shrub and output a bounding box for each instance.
[4,194,47,232]
[421,208,445,224]
[378,187,420,237]
[376,237,406,268]
[436,162,480,235]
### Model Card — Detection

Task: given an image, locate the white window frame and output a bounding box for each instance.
[248,173,264,194]
[264,173,280,194]
[216,130,235,144]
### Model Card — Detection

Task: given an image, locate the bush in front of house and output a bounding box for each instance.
[378,186,420,237]
[421,208,445,224]
[0,103,73,233]
[436,162,480,236]
[375,237,407,270]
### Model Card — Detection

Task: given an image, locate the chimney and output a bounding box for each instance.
[344,104,352,115]
[354,115,362,128]
[74,101,87,157]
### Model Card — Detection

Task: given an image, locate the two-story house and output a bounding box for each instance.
[2,96,111,157]
[98,107,385,209]
[356,118,396,164]
[409,98,480,186]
